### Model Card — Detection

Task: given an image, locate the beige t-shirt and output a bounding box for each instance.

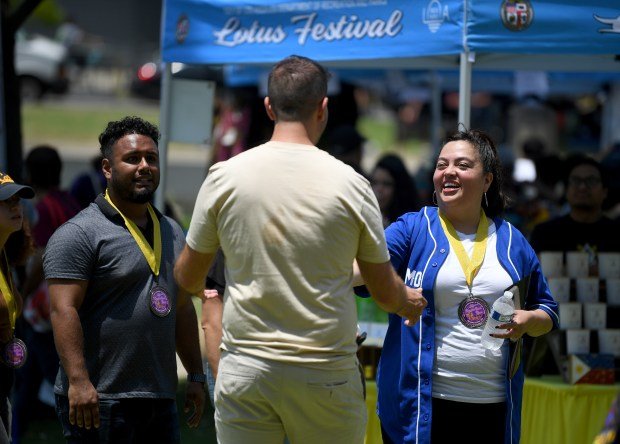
[186,141,389,369]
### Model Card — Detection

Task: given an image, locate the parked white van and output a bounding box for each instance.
[15,31,69,100]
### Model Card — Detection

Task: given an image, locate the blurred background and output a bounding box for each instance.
[12,0,620,227]
[6,2,620,441]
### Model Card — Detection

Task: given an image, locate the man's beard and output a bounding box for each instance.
[109,175,157,204]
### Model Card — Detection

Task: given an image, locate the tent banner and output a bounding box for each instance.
[162,0,464,64]
[468,0,620,54]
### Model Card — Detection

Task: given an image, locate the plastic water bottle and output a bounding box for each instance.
[481,291,515,351]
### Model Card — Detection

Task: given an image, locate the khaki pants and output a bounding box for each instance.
[215,351,366,444]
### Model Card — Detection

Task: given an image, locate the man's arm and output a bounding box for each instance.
[175,289,206,428]
[201,290,223,379]
[174,245,216,295]
[357,259,427,326]
[48,278,100,430]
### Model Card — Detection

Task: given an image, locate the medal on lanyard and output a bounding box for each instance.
[2,338,27,369]
[0,252,27,368]
[439,209,490,329]
[104,190,171,317]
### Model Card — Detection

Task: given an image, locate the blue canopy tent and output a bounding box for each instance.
[157,0,620,208]
[461,0,620,136]
[157,0,464,208]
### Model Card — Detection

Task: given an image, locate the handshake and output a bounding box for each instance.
[354,258,428,327]
[394,286,427,327]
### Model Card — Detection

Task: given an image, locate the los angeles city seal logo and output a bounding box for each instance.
[500,0,534,32]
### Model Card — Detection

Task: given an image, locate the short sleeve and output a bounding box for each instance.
[186,166,222,254]
[43,222,94,281]
[385,214,414,273]
[356,184,390,263]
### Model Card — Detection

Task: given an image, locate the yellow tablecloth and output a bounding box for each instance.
[364,377,619,444]
[365,382,382,444]
[521,376,618,444]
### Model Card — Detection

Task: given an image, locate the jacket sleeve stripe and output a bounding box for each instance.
[505,222,521,281]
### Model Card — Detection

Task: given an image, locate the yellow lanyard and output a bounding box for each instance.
[104,190,162,277]
[0,252,16,332]
[439,209,489,295]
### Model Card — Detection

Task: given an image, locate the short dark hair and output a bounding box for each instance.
[267,55,329,122]
[25,145,62,188]
[564,155,608,188]
[443,128,508,218]
[99,116,160,160]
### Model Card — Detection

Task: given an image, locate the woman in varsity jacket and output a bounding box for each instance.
[374,129,559,444]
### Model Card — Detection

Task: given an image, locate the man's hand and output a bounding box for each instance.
[395,287,427,327]
[184,381,205,428]
[67,379,100,429]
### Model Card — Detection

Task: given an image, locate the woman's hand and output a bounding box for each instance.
[491,308,553,340]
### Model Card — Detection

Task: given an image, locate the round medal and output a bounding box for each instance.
[2,337,28,369]
[149,286,172,317]
[458,296,489,329]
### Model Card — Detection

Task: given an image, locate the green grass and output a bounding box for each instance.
[22,101,425,155]
[21,380,217,444]
[21,102,160,145]
[357,115,427,156]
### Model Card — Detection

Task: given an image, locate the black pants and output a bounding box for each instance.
[55,396,180,444]
[381,398,506,443]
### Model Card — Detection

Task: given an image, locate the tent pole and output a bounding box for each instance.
[458,51,473,130]
[155,62,172,212]
[430,71,442,154]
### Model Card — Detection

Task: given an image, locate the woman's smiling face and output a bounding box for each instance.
[433,140,492,213]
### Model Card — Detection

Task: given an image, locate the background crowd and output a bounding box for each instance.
[0,55,619,444]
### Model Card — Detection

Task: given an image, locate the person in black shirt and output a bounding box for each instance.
[527,156,620,376]
[529,155,620,268]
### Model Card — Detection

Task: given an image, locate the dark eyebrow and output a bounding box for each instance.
[122,149,159,156]
[437,156,475,162]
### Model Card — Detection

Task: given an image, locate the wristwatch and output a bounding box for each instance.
[187,372,207,385]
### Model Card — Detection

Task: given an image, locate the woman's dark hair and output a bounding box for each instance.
[373,154,421,223]
[443,128,508,218]
[5,218,34,267]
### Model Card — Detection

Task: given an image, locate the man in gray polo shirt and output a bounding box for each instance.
[44,116,205,443]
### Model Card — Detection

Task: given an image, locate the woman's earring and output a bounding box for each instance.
[432,191,438,206]
[484,192,488,207]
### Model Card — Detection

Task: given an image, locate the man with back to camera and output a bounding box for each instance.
[174,55,427,444]
[43,116,205,443]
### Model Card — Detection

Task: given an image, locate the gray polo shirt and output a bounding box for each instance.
[43,195,185,399]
